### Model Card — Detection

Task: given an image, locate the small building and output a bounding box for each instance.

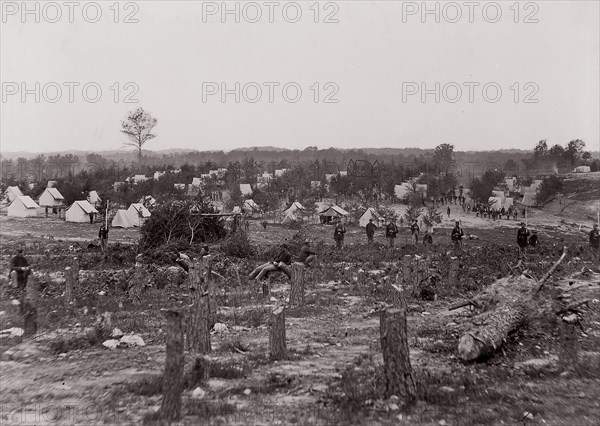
[127,203,151,227]
[192,177,202,187]
[3,186,23,203]
[134,175,147,184]
[574,165,591,173]
[65,200,98,223]
[274,169,289,177]
[138,195,157,208]
[491,190,505,199]
[154,171,166,180]
[38,188,65,208]
[7,196,41,218]
[394,183,410,200]
[111,209,135,228]
[113,182,127,191]
[358,207,383,227]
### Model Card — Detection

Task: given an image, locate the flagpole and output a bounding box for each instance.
[106,200,109,228]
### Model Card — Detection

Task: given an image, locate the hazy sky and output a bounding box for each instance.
[1,1,599,153]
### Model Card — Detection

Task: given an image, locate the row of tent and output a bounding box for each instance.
[5,194,151,227]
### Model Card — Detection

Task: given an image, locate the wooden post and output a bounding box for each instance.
[380,308,416,400]
[187,261,211,354]
[161,309,184,422]
[559,321,579,371]
[289,263,305,306]
[128,255,144,304]
[22,277,39,338]
[270,306,286,360]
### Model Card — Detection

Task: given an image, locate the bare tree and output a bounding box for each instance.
[120,107,158,171]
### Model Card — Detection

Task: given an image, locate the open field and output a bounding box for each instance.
[1,205,599,425]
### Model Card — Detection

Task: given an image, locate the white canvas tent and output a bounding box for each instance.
[192,177,202,187]
[7,196,41,217]
[574,166,591,173]
[282,212,300,226]
[488,196,504,209]
[359,207,383,227]
[283,201,305,216]
[87,190,102,206]
[111,209,134,228]
[127,203,151,227]
[394,183,410,200]
[243,199,260,212]
[319,205,349,224]
[492,190,505,199]
[38,188,64,207]
[134,175,147,183]
[521,191,537,207]
[65,200,98,223]
[503,197,514,209]
[239,184,253,196]
[4,186,23,203]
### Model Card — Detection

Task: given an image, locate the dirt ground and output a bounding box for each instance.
[0,204,599,425]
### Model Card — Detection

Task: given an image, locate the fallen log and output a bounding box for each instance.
[457,274,537,361]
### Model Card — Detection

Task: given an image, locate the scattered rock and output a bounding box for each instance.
[102,339,120,350]
[111,328,124,338]
[522,411,534,421]
[0,327,24,338]
[120,334,146,347]
[388,403,399,411]
[191,387,206,399]
[439,386,455,393]
[11,300,20,306]
[212,323,228,334]
[2,340,50,361]
[243,388,252,396]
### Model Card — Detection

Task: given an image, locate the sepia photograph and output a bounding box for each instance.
[0,1,599,424]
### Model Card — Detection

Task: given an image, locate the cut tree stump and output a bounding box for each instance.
[289,263,305,306]
[161,309,184,422]
[448,257,458,288]
[380,308,416,400]
[391,274,407,310]
[270,306,286,360]
[64,263,78,306]
[559,321,579,370]
[22,277,39,338]
[187,261,211,354]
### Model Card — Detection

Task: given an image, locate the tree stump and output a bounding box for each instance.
[64,265,76,306]
[202,256,216,328]
[270,306,286,360]
[187,262,211,354]
[161,309,184,422]
[289,263,305,306]
[559,321,579,371]
[448,257,458,288]
[380,308,416,400]
[128,256,144,304]
[391,275,408,311]
[22,277,39,338]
